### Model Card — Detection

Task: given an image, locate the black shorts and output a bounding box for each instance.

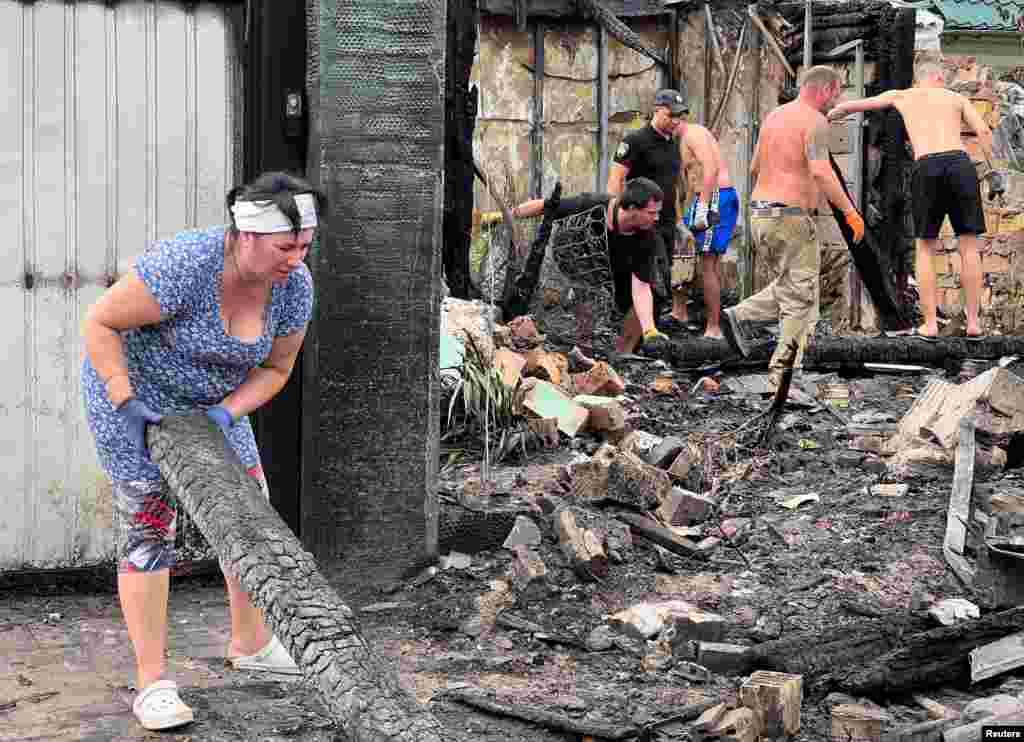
[912,150,985,239]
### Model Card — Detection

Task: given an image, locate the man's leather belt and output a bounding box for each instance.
[751,201,818,217]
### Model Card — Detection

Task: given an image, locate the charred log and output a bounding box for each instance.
[442,0,480,299]
[666,335,1024,368]
[783,25,876,53]
[577,0,666,66]
[827,153,909,331]
[148,415,455,742]
[501,182,561,321]
[749,618,924,694]
[836,606,1024,697]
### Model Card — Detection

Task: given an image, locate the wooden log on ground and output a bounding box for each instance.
[666,335,1024,369]
[615,512,704,559]
[441,687,639,740]
[148,415,455,742]
[554,507,609,580]
[836,606,1024,697]
[748,618,917,692]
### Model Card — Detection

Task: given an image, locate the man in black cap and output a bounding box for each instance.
[606,88,688,339]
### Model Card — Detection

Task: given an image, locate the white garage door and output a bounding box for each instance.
[0,0,241,570]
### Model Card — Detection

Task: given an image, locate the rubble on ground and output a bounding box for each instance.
[428,296,1024,740]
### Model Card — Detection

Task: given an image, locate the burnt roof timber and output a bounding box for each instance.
[479,0,670,18]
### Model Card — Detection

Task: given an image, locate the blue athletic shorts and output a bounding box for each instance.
[683,186,739,256]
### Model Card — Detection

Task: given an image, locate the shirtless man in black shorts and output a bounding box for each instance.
[829,60,1005,338]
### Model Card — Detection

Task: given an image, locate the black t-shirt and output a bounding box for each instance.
[551,193,656,310]
[613,123,682,228]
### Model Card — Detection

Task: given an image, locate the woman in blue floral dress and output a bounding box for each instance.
[81,171,322,731]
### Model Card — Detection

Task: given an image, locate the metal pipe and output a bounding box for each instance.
[849,40,865,327]
[702,11,712,126]
[741,24,762,301]
[803,0,812,73]
[530,21,545,199]
[711,17,749,136]
[597,24,609,191]
[704,3,727,78]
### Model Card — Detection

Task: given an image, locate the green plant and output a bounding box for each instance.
[447,332,520,433]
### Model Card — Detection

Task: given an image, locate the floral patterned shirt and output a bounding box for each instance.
[82,226,314,481]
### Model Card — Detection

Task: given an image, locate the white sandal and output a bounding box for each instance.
[229,635,301,675]
[132,679,194,731]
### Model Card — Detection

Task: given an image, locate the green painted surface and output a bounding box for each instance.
[933,0,1023,31]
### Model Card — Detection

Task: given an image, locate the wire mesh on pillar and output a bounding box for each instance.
[549,204,617,352]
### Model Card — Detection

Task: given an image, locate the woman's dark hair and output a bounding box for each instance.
[619,177,664,210]
[225,171,328,235]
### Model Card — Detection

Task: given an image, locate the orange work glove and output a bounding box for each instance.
[842,208,865,243]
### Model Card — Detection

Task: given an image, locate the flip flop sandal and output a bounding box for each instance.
[229,635,301,676]
[132,679,194,731]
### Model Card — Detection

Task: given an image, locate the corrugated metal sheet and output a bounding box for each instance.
[933,0,1024,31]
[0,0,240,571]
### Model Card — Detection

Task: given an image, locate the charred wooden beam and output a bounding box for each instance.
[826,152,909,331]
[480,0,667,17]
[443,0,480,299]
[442,687,640,740]
[148,415,453,742]
[502,182,561,321]
[665,335,1024,369]
[836,606,1024,697]
[578,0,667,66]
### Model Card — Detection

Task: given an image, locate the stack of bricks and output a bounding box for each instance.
[930,55,1024,334]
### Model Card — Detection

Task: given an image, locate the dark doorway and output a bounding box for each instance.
[244,0,309,537]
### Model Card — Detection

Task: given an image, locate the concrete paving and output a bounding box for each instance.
[0,583,334,742]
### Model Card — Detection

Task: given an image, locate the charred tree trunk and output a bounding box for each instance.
[837,606,1024,697]
[751,608,1024,698]
[667,334,1024,368]
[148,416,455,741]
[443,0,479,299]
[749,618,921,694]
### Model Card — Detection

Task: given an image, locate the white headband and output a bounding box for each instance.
[231,193,318,233]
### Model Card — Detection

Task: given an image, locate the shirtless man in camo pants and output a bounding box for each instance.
[720,66,865,389]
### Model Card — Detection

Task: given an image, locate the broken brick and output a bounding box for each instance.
[554,507,608,581]
[607,451,672,511]
[571,361,626,396]
[507,315,544,348]
[522,380,589,437]
[652,374,680,395]
[740,670,803,737]
[667,450,691,480]
[657,487,715,526]
[567,443,618,501]
[576,396,626,437]
[619,430,664,460]
[524,348,568,386]
[493,348,527,387]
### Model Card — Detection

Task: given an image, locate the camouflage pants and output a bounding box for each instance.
[735,212,820,379]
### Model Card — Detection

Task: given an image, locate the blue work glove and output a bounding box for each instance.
[116,398,163,456]
[206,405,235,438]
